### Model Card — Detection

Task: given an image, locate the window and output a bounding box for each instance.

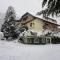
[34,39,39,43]
[30,23,32,27]
[46,38,51,43]
[23,16,28,21]
[42,38,46,43]
[30,22,35,27]
[27,38,34,43]
[27,39,31,43]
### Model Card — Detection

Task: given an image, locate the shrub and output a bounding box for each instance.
[52,36,60,44]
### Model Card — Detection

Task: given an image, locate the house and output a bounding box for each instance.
[20,12,59,33]
[17,12,60,44]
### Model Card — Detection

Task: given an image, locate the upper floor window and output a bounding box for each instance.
[23,16,28,21]
[30,22,35,27]
[30,23,32,27]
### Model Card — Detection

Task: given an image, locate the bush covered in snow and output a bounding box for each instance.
[52,36,60,44]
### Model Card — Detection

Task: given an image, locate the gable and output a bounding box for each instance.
[20,12,36,25]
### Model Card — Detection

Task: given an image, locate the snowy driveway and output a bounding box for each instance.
[0,40,60,60]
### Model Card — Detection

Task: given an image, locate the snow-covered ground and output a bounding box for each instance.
[0,40,60,60]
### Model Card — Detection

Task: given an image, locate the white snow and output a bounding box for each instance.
[43,29,52,35]
[0,40,60,60]
[0,32,4,39]
[53,32,60,37]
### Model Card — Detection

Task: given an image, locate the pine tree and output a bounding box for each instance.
[37,0,60,17]
[1,6,18,40]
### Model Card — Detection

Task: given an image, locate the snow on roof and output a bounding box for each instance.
[32,14,59,25]
[22,12,59,25]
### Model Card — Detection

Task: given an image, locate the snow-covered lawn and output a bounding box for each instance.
[0,40,60,60]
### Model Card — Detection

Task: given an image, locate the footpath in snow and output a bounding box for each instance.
[0,40,60,60]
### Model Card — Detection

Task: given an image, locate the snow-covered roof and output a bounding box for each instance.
[21,12,59,26]
[32,14,59,25]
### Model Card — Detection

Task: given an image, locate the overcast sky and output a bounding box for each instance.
[0,0,60,24]
[0,0,42,16]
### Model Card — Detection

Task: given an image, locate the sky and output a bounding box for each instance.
[0,0,42,16]
[0,0,60,24]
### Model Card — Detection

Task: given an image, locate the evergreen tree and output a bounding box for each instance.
[37,0,60,17]
[1,6,18,39]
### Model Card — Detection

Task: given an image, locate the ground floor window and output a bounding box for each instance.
[42,38,46,43]
[46,37,51,44]
[34,39,39,43]
[27,38,34,43]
